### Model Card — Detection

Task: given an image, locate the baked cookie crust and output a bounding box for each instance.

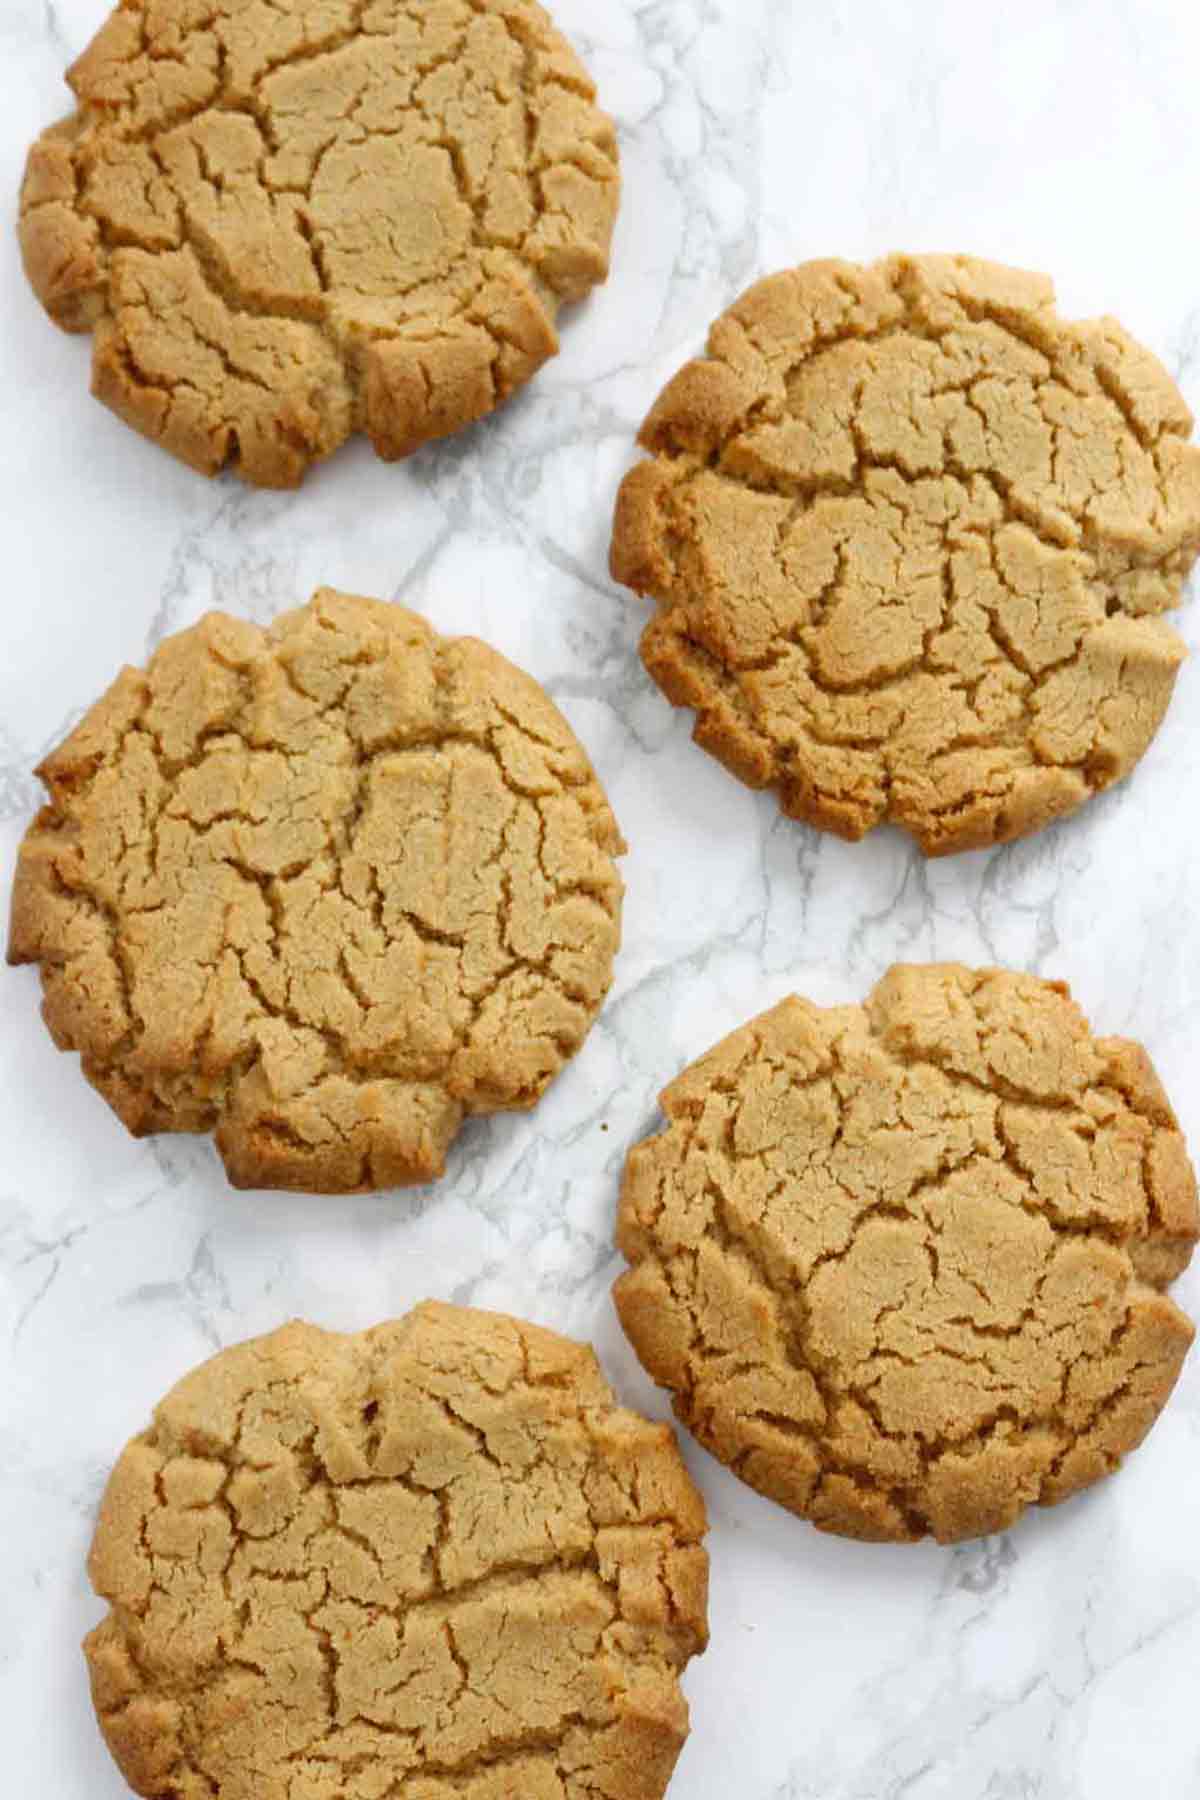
[615,964,1198,1542]
[84,1304,709,1800]
[20,0,620,486]
[612,255,1200,854]
[9,589,624,1192]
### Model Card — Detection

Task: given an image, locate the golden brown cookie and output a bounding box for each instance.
[615,964,1198,1543]
[611,255,1200,854]
[9,588,624,1192]
[20,0,619,487]
[83,1303,709,1800]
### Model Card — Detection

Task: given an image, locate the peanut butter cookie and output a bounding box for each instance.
[84,1303,709,1800]
[615,964,1198,1542]
[612,255,1200,854]
[20,0,619,486]
[9,589,624,1192]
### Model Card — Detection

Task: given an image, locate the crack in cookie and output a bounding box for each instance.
[614,964,1198,1542]
[7,589,625,1192]
[84,1304,709,1799]
[611,255,1200,854]
[20,0,620,486]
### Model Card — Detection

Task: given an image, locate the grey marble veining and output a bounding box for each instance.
[3,2,1200,1796]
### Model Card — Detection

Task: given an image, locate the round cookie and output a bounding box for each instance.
[8,588,624,1192]
[611,254,1200,855]
[20,0,619,487]
[614,964,1198,1543]
[83,1303,709,1800]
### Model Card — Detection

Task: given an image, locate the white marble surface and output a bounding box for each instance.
[3,1,1200,1794]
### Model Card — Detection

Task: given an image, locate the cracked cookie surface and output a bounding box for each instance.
[20,0,619,486]
[614,964,1198,1543]
[8,587,624,1192]
[611,255,1200,854]
[84,1303,709,1800]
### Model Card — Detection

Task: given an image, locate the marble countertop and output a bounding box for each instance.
[4,1,1200,1795]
